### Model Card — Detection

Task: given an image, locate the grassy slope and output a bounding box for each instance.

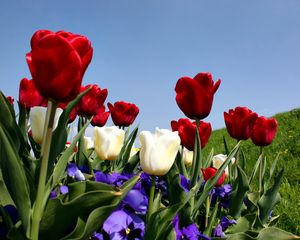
[202,108,300,235]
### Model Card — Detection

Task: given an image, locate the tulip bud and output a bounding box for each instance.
[94,126,125,160]
[201,167,226,186]
[212,154,236,177]
[180,147,193,167]
[139,128,180,176]
[29,106,63,144]
[84,136,94,149]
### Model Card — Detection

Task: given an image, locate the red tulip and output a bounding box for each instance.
[108,101,139,127]
[201,167,225,186]
[77,84,108,116]
[91,105,110,127]
[26,30,93,102]
[58,102,78,123]
[175,72,221,120]
[171,118,211,150]
[224,106,258,140]
[6,96,14,105]
[19,78,47,110]
[251,116,278,146]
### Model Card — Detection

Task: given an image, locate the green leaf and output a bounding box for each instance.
[229,165,249,218]
[40,175,140,240]
[0,91,25,152]
[60,204,116,240]
[225,227,299,240]
[0,126,31,237]
[48,88,90,177]
[46,119,91,193]
[204,148,214,169]
[122,152,140,174]
[248,153,263,186]
[258,169,284,224]
[144,187,195,240]
[115,125,139,171]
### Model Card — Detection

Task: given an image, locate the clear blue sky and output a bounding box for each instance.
[1,1,299,132]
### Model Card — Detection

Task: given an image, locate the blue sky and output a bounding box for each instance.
[1,1,299,132]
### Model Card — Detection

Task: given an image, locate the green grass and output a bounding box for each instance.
[202,108,300,235]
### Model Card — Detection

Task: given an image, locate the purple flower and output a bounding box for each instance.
[213,224,225,238]
[122,189,148,214]
[210,184,231,209]
[91,232,104,240]
[103,210,145,240]
[140,173,167,196]
[67,163,85,181]
[49,185,69,199]
[0,205,19,237]
[94,171,132,187]
[172,215,210,240]
[213,216,236,238]
[180,174,190,192]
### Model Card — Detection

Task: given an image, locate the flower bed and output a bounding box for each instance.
[0,30,298,240]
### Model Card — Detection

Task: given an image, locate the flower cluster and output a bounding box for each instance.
[0,29,294,240]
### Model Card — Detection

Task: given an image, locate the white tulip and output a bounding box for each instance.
[94,126,125,160]
[29,106,63,144]
[139,128,180,176]
[212,154,236,177]
[84,136,94,149]
[181,147,194,167]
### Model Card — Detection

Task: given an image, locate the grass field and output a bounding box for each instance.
[202,108,300,235]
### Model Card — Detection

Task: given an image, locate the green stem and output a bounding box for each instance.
[30,101,57,240]
[190,119,201,188]
[205,196,211,228]
[147,175,156,223]
[259,147,264,194]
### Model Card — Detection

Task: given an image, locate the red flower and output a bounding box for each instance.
[91,105,110,127]
[58,102,78,123]
[108,101,139,127]
[175,72,221,120]
[251,116,278,146]
[26,29,93,102]
[224,107,258,140]
[201,167,225,186]
[6,96,14,105]
[77,84,108,117]
[171,118,212,150]
[19,78,47,110]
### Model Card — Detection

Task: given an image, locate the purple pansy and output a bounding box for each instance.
[140,173,167,196]
[180,174,190,192]
[213,216,237,238]
[103,210,145,240]
[0,205,19,237]
[91,232,104,240]
[67,163,85,181]
[210,184,231,209]
[173,215,211,240]
[49,185,69,199]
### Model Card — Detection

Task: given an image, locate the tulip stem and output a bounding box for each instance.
[31,101,57,240]
[205,196,211,228]
[147,175,156,223]
[259,147,264,194]
[190,119,201,189]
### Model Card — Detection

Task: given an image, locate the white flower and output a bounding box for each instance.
[94,126,125,160]
[84,136,94,149]
[139,128,180,176]
[29,106,63,144]
[212,154,236,177]
[181,147,193,167]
